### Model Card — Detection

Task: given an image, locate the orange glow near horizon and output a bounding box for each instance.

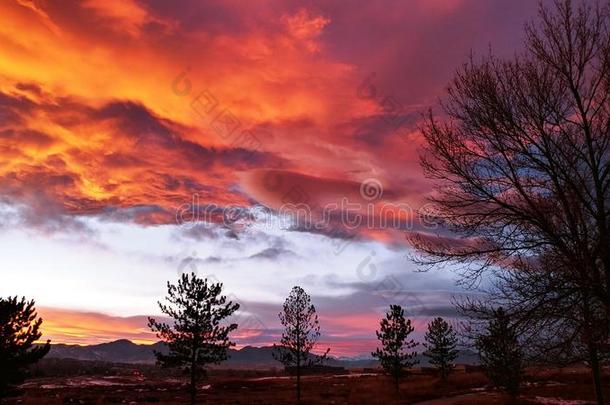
[38,307,158,346]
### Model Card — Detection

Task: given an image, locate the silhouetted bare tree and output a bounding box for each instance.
[423,317,459,382]
[458,253,608,404]
[411,0,610,311]
[273,286,329,402]
[0,296,50,398]
[410,1,610,403]
[148,273,239,405]
[372,305,418,393]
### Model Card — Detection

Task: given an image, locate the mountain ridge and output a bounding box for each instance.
[44,339,479,368]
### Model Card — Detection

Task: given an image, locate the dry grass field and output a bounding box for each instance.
[1,364,608,404]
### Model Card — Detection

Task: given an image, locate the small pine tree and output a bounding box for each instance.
[148,273,239,405]
[423,317,459,381]
[273,286,329,402]
[372,305,418,392]
[475,307,523,398]
[0,296,50,398]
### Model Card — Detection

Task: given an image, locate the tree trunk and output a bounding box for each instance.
[190,368,196,405]
[394,356,400,394]
[588,344,604,405]
[296,317,301,403]
[189,359,197,405]
[296,361,301,403]
[583,295,604,405]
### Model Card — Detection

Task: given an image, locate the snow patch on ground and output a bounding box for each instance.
[35,376,144,389]
[531,397,593,405]
[248,376,292,381]
[249,373,378,382]
[332,373,379,378]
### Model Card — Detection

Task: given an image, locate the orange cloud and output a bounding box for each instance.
[0,0,537,236]
[0,0,389,232]
[282,8,330,52]
[81,0,171,37]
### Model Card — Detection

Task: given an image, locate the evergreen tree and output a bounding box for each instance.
[148,273,239,405]
[475,307,523,398]
[423,317,459,381]
[273,286,329,402]
[0,296,50,397]
[372,305,418,392]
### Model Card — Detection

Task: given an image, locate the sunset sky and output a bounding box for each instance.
[0,0,545,357]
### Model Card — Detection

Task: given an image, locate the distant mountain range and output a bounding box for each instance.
[46,340,168,365]
[45,340,479,369]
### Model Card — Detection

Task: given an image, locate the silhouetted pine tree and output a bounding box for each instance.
[372,305,418,392]
[148,273,239,405]
[423,317,458,382]
[0,296,50,397]
[475,307,523,398]
[273,286,329,402]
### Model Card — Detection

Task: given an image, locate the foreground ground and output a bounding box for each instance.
[1,363,608,404]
